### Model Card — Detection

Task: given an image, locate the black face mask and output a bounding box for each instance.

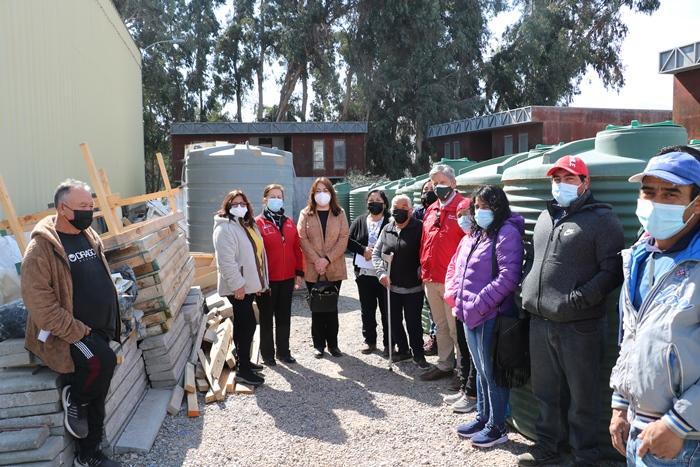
[434,185,454,202]
[64,206,94,231]
[392,209,409,224]
[421,191,438,208]
[367,202,384,215]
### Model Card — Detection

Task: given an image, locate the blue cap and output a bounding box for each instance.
[629,152,700,186]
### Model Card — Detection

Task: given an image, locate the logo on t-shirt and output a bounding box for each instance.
[68,248,97,263]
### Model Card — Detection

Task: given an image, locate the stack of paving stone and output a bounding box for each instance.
[139,287,205,388]
[105,222,195,339]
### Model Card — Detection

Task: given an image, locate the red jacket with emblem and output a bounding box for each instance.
[420,192,466,283]
[256,214,304,282]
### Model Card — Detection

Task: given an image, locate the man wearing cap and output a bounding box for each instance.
[517,156,625,466]
[610,147,700,465]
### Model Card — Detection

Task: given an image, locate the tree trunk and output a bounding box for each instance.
[414,117,423,164]
[276,62,303,122]
[301,73,308,121]
[257,0,266,121]
[342,66,353,121]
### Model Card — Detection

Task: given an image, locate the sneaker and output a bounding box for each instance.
[456,416,487,438]
[234,370,265,386]
[74,448,121,466]
[452,394,477,413]
[423,334,438,356]
[443,391,464,405]
[516,445,564,466]
[360,343,377,354]
[413,357,431,370]
[391,351,412,363]
[471,426,508,448]
[62,386,88,439]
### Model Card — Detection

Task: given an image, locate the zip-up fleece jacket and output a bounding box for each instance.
[21,216,120,374]
[445,212,525,329]
[610,228,700,439]
[372,217,423,291]
[348,211,390,276]
[255,214,304,282]
[521,191,624,322]
[420,192,466,283]
[213,215,269,296]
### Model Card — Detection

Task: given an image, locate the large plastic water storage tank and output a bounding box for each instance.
[502,121,688,459]
[185,143,295,253]
[435,157,477,174]
[349,184,372,222]
[455,152,530,197]
[334,182,352,224]
[409,174,430,207]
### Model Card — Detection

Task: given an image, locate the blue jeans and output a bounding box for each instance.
[465,317,509,430]
[627,427,700,466]
[529,315,607,463]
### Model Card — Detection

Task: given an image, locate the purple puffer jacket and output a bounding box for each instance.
[444,211,525,329]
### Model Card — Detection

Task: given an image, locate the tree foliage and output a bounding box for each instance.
[115,0,660,187]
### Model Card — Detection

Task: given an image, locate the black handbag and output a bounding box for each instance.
[488,229,531,388]
[307,275,339,313]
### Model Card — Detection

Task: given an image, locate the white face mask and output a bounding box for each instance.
[315,192,331,207]
[229,205,248,218]
[551,181,581,207]
[636,196,698,240]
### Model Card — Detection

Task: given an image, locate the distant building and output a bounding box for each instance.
[660,41,700,141]
[170,122,368,184]
[427,106,672,162]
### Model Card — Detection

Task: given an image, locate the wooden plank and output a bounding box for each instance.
[194,265,217,278]
[189,319,208,364]
[191,254,215,268]
[197,349,222,399]
[234,382,254,394]
[0,172,28,255]
[218,302,233,319]
[80,143,121,236]
[167,386,185,416]
[195,378,209,392]
[208,319,232,381]
[105,224,175,263]
[202,317,222,344]
[223,368,235,393]
[156,152,178,214]
[184,363,195,393]
[133,249,191,310]
[193,270,217,290]
[134,254,193,314]
[101,212,185,251]
[107,228,180,270]
[204,388,216,404]
[186,391,199,417]
[250,324,261,365]
[106,188,181,210]
[225,340,236,369]
[0,208,55,233]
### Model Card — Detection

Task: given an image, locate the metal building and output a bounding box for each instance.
[0,0,145,218]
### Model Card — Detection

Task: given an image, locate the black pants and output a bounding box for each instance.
[456,317,477,397]
[227,295,257,371]
[390,290,425,359]
[306,280,342,349]
[356,274,388,348]
[256,278,295,360]
[69,332,117,455]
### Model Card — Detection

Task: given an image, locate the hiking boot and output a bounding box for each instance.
[423,334,438,356]
[456,415,487,438]
[413,357,431,370]
[62,386,88,439]
[420,367,453,381]
[452,394,477,413]
[360,343,376,354]
[74,448,121,466]
[443,391,464,405]
[391,351,412,363]
[234,370,265,386]
[471,426,508,448]
[516,445,564,466]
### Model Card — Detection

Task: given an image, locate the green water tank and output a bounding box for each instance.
[334,182,352,223]
[349,184,372,222]
[501,120,688,459]
[435,157,477,174]
[409,174,431,207]
[690,139,700,150]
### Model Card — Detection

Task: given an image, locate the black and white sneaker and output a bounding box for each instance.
[62,386,88,439]
[234,370,265,386]
[74,448,121,466]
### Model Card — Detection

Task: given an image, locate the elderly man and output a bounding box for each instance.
[518,156,624,466]
[22,179,121,467]
[419,164,467,383]
[373,195,429,369]
[610,148,700,465]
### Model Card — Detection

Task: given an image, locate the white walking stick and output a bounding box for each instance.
[381,251,394,372]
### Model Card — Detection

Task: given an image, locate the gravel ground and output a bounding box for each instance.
[115,256,625,467]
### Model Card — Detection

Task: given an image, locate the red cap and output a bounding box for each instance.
[546,155,588,177]
[456,199,471,211]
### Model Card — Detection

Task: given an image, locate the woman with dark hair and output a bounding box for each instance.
[444,184,524,448]
[213,190,269,386]
[255,184,304,366]
[297,178,349,358]
[348,189,390,354]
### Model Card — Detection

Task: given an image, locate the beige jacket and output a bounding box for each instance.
[297,207,349,283]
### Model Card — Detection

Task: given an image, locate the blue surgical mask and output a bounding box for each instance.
[551,181,581,207]
[636,197,698,240]
[474,209,494,229]
[267,198,284,212]
[458,215,471,233]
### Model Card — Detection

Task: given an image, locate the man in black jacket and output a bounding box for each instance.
[517,156,624,466]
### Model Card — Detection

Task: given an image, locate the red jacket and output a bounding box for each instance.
[420,192,466,283]
[256,214,304,282]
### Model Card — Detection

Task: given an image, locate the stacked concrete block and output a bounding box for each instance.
[0,338,43,368]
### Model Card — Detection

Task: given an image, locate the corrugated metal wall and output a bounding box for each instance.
[0,0,145,218]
